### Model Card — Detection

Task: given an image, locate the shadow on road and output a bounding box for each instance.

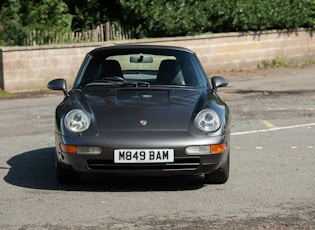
[4,147,204,191]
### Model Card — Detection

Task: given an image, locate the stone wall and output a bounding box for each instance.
[0,44,101,92]
[0,29,314,92]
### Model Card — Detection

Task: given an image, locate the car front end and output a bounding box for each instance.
[48,45,230,184]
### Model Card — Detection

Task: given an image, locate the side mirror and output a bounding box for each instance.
[47,78,68,96]
[211,76,228,90]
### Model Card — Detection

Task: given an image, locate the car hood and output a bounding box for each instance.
[80,88,206,131]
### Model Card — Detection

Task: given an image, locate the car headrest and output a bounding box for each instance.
[156,60,185,85]
[101,60,124,79]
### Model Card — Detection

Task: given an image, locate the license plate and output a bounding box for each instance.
[114,149,174,163]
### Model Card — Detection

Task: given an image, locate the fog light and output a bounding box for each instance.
[77,146,101,155]
[186,143,227,155]
[60,144,101,155]
[186,146,210,155]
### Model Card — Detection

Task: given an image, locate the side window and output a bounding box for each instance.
[181,57,208,87]
[77,58,102,84]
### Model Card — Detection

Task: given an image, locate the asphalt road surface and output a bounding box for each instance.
[0,65,314,229]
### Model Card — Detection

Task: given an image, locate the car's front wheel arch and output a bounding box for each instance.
[204,151,229,184]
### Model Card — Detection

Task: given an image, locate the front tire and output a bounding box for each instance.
[204,154,229,184]
[56,162,81,184]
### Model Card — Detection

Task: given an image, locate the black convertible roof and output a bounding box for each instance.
[89,44,195,57]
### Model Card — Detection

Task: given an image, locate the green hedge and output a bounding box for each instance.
[1,0,314,46]
[120,0,314,38]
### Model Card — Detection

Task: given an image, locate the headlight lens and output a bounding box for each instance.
[194,109,221,132]
[64,109,91,133]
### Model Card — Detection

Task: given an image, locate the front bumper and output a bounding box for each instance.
[55,131,230,176]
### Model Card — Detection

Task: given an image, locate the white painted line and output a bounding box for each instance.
[231,123,315,136]
[268,108,315,111]
[267,108,286,111]
[260,119,276,128]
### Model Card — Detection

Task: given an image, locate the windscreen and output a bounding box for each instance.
[75,49,208,88]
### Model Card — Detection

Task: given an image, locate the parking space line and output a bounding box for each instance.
[260,119,276,128]
[234,145,314,149]
[267,108,286,111]
[231,122,315,136]
[267,108,314,111]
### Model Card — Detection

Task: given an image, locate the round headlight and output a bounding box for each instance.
[64,109,91,133]
[194,109,221,132]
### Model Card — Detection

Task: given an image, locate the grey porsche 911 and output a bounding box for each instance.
[48,45,230,184]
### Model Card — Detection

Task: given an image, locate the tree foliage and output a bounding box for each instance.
[0,0,314,46]
[119,0,313,38]
[64,0,122,31]
[0,0,72,46]
[119,0,208,37]
[23,0,72,32]
[0,0,24,46]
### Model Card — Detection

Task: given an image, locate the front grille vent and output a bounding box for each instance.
[87,158,200,171]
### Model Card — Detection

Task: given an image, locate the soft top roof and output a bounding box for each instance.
[88,44,196,57]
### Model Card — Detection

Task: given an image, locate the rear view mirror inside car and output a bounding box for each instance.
[130,55,153,63]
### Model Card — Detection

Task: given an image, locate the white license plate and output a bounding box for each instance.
[114,149,174,163]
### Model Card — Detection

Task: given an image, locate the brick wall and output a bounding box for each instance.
[0,29,314,92]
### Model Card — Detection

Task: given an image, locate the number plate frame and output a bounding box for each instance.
[114,149,174,163]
